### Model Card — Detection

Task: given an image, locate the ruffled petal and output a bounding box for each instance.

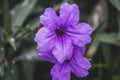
[50,62,70,80]
[38,52,57,64]
[34,27,55,55]
[70,47,91,78]
[78,23,93,34]
[40,8,59,30]
[52,36,73,63]
[73,45,85,56]
[60,3,79,26]
[67,23,93,47]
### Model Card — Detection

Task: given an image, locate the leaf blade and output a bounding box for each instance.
[98,33,120,46]
[11,0,38,32]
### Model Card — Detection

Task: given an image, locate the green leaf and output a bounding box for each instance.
[0,7,4,77]
[0,38,4,77]
[92,21,106,40]
[4,63,17,80]
[7,37,16,51]
[3,0,16,50]
[110,0,120,11]
[31,6,44,14]
[87,0,108,56]
[11,0,38,32]
[15,17,40,41]
[87,19,107,58]
[98,33,120,46]
[3,0,12,36]
[117,12,120,38]
[101,44,111,69]
[87,0,107,25]
[26,17,40,30]
[112,53,120,70]
[92,64,107,68]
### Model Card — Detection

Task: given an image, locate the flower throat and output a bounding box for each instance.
[55,28,64,37]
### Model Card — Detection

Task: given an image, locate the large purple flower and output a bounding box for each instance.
[34,2,93,80]
[34,3,93,63]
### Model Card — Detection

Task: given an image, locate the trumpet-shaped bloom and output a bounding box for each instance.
[51,46,91,80]
[34,3,92,63]
[34,2,93,80]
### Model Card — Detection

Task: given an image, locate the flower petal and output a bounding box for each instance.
[60,3,79,25]
[73,45,85,56]
[34,27,55,55]
[67,23,93,47]
[52,36,73,63]
[70,47,91,78]
[78,23,93,34]
[38,52,57,64]
[50,62,70,80]
[40,8,59,30]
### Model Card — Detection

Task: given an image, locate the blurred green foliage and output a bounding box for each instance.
[0,0,120,80]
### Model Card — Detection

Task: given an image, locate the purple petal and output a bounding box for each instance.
[50,62,70,80]
[38,52,57,64]
[70,47,91,78]
[73,45,86,56]
[34,27,55,55]
[60,3,79,25]
[78,23,93,34]
[71,66,89,78]
[40,8,59,30]
[72,46,91,70]
[67,23,93,47]
[52,36,73,63]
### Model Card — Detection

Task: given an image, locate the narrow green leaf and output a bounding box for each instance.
[7,36,16,51]
[11,0,38,32]
[3,0,16,50]
[87,0,107,56]
[98,33,120,46]
[87,0,108,26]
[110,0,120,11]
[3,0,12,36]
[7,37,16,51]
[112,53,120,70]
[92,21,106,39]
[4,63,17,80]
[92,64,107,68]
[87,18,107,57]
[0,38,4,77]
[0,13,4,78]
[26,17,40,30]
[15,17,40,41]
[31,6,44,14]
[117,12,120,38]
[101,44,111,69]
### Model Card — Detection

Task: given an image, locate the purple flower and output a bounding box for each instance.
[51,46,91,80]
[34,3,92,63]
[34,2,93,80]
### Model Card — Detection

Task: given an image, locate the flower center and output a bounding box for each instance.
[55,28,64,37]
